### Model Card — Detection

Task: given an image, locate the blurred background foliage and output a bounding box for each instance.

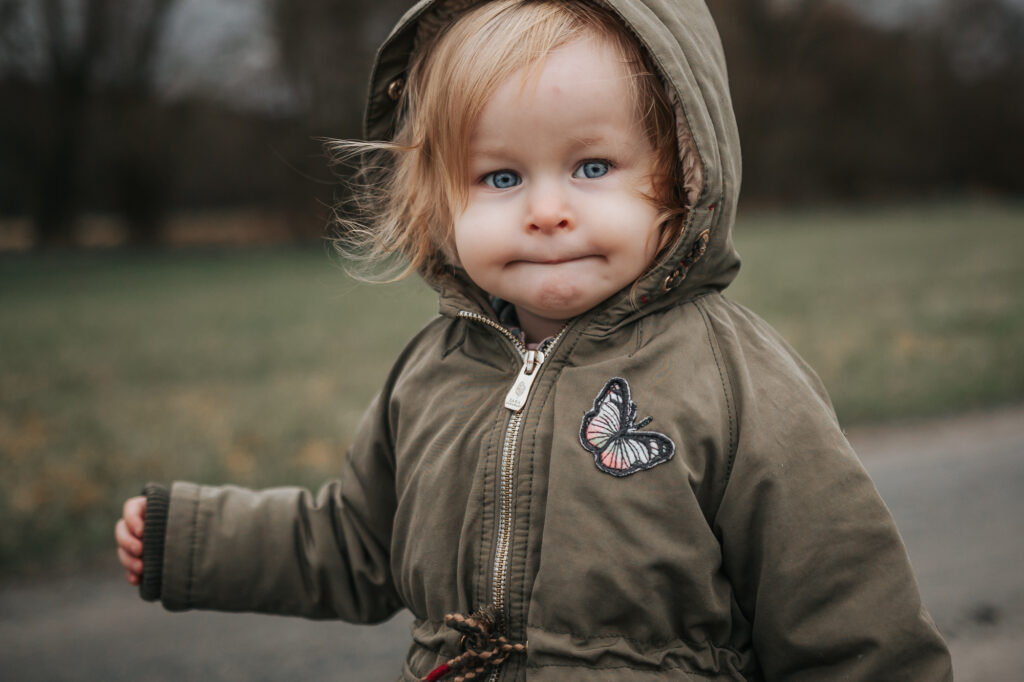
[1,0,1023,574]
[0,0,1022,246]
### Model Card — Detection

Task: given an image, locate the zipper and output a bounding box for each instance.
[458,310,569,680]
[457,310,528,355]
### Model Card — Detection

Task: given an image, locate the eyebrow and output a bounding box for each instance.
[568,134,610,147]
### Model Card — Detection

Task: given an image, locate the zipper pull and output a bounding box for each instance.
[504,349,545,412]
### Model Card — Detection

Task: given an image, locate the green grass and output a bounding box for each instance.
[1,202,1022,575]
[0,247,438,574]
[728,201,1024,423]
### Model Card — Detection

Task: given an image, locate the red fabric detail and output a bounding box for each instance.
[425,663,451,681]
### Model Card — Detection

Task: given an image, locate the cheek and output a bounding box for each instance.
[587,202,662,261]
[452,217,479,261]
[629,196,664,259]
[453,213,497,277]
[455,204,509,257]
[619,221,663,279]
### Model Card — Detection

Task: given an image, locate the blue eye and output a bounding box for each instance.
[574,160,611,179]
[483,170,522,189]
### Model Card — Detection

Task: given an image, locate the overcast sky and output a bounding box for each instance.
[154,0,294,113]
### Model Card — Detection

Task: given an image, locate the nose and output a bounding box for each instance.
[526,179,573,233]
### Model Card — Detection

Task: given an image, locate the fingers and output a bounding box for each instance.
[115,518,143,557]
[116,496,148,587]
[122,496,147,538]
[115,520,144,584]
[118,546,143,578]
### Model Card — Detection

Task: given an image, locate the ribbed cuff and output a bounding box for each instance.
[139,483,170,602]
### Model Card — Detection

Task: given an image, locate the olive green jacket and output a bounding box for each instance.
[150,1,952,679]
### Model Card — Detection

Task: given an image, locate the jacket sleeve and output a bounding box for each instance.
[154,390,404,623]
[711,375,952,680]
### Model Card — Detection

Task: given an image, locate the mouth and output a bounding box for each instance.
[513,255,597,266]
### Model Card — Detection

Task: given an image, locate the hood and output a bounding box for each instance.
[364,0,742,334]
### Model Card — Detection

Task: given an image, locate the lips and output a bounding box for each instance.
[513,255,597,265]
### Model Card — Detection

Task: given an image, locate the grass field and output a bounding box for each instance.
[2,202,1022,575]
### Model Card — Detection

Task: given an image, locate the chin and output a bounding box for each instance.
[524,299,595,323]
[529,280,589,315]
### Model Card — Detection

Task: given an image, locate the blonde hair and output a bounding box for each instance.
[332,0,701,285]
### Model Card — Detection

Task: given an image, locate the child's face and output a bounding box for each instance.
[453,35,662,341]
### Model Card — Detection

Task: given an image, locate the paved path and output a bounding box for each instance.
[2,406,1022,681]
[851,405,1024,681]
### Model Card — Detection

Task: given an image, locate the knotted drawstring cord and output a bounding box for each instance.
[421,606,527,682]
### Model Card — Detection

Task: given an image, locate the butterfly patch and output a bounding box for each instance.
[579,377,675,477]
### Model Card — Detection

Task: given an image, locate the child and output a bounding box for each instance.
[115,1,953,679]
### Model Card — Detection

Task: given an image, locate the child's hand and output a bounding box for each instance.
[115,496,146,586]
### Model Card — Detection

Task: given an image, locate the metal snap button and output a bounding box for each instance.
[663,268,684,291]
[387,77,405,101]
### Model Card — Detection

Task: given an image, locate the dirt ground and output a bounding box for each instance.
[2,405,1022,681]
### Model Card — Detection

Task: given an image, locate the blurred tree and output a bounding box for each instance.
[936,0,1024,194]
[271,0,409,136]
[270,0,413,229]
[709,0,1024,204]
[1,0,1022,249]
[0,0,177,247]
[266,0,410,240]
